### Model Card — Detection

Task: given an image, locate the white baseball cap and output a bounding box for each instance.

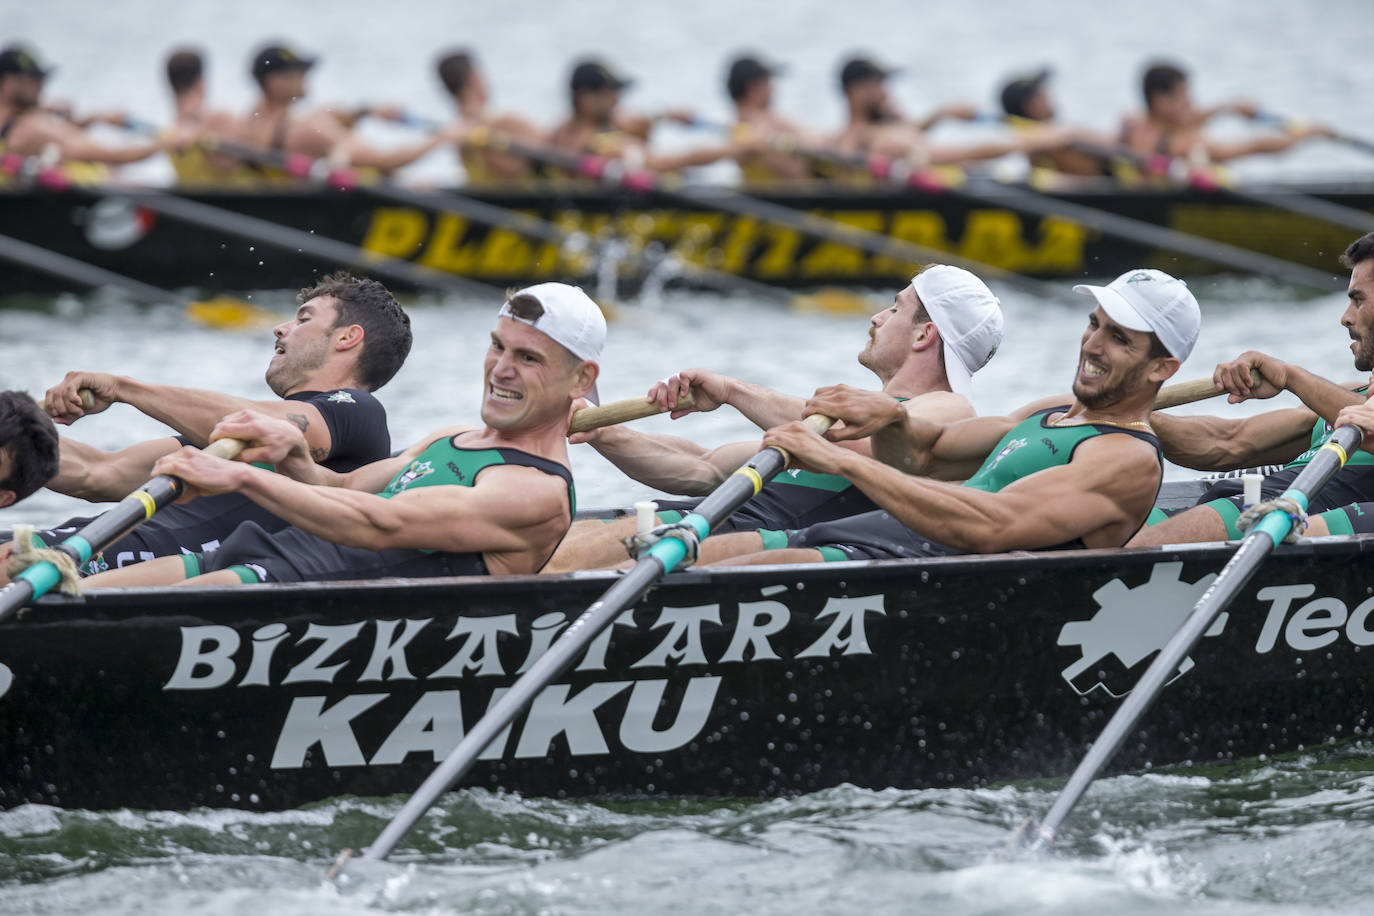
[498,282,606,402]
[911,265,1004,401]
[1072,269,1200,361]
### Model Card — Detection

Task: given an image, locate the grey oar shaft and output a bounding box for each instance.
[361,555,666,862]
[0,232,170,303]
[1030,424,1363,849]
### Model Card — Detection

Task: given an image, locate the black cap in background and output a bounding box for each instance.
[839,55,898,89]
[0,44,52,79]
[251,43,316,82]
[727,54,785,101]
[570,59,633,93]
[1000,67,1051,118]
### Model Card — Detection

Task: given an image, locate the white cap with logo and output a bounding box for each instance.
[1072,269,1200,361]
[911,265,1004,401]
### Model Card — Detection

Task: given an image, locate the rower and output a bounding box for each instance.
[0,273,406,582]
[1118,60,1330,166]
[0,391,59,510]
[831,53,1060,174]
[0,43,192,173]
[81,283,602,588]
[434,48,546,182]
[711,268,1196,566]
[229,42,455,180]
[548,58,748,175]
[544,265,1002,571]
[727,53,826,182]
[1132,232,1374,545]
[998,67,1117,178]
[163,47,244,185]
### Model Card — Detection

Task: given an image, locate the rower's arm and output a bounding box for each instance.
[1281,365,1367,424]
[45,372,337,457]
[1149,408,1315,470]
[345,134,447,174]
[723,378,810,430]
[585,427,761,496]
[165,453,566,554]
[872,411,1018,479]
[47,436,181,502]
[29,116,175,165]
[1204,133,1309,163]
[645,145,735,172]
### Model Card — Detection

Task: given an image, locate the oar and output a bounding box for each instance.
[1253,111,1374,158]
[0,437,247,623]
[329,412,834,880]
[1019,422,1363,853]
[207,137,877,313]
[0,232,276,328]
[568,392,694,435]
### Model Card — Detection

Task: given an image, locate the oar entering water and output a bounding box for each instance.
[327,411,833,884]
[0,436,247,622]
[1015,422,1364,854]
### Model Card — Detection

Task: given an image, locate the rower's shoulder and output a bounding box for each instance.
[902,390,974,424]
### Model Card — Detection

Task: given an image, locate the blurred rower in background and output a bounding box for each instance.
[163,47,247,185]
[548,58,756,175]
[230,42,458,179]
[1119,60,1331,166]
[434,48,547,183]
[0,43,194,172]
[727,53,830,182]
[998,67,1118,178]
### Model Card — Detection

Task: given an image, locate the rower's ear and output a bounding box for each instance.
[0,490,14,510]
[1147,355,1181,385]
[911,320,939,352]
[333,323,365,353]
[569,360,599,401]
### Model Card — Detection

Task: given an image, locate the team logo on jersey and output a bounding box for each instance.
[986,437,1028,470]
[391,460,434,493]
[327,391,356,404]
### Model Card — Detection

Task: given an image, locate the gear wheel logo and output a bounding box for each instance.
[1057,562,1222,698]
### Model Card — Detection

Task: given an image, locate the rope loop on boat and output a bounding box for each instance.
[623,521,701,568]
[5,524,84,595]
[1236,496,1308,543]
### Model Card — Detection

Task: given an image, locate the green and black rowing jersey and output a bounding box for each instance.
[380,435,575,517]
[1285,387,1374,470]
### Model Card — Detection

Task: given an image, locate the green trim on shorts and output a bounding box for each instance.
[1205,497,1244,539]
[657,510,685,524]
[1316,507,1356,536]
[759,529,789,551]
[817,546,849,563]
[1145,507,1170,527]
[227,564,263,584]
[180,553,201,580]
[29,532,47,549]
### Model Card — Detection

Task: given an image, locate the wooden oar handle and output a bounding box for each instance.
[36,388,98,413]
[205,437,248,460]
[802,413,835,435]
[1154,369,1261,410]
[569,393,696,434]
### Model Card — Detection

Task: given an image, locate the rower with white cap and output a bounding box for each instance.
[83,283,604,588]
[545,265,1003,571]
[710,267,1198,566]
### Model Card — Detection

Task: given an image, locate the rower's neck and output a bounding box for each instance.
[879,354,952,401]
[1055,397,1155,428]
[286,369,364,399]
[467,419,571,462]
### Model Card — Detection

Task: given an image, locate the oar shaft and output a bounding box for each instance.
[1027,423,1363,850]
[0,233,171,304]
[0,437,245,623]
[354,412,832,867]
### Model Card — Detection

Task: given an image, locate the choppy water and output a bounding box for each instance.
[4,0,1374,910]
[3,745,1374,914]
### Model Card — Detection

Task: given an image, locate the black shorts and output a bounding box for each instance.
[767,510,963,562]
[190,521,488,584]
[1198,465,1374,539]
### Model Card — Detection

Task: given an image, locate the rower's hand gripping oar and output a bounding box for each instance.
[328,412,833,883]
[1015,423,1364,854]
[0,436,246,623]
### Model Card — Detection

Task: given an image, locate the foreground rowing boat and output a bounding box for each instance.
[1,497,1370,811]
[0,181,1368,294]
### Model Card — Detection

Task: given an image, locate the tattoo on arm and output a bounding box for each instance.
[286,413,310,434]
[310,446,330,463]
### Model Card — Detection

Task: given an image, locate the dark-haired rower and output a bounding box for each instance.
[0,273,405,581]
[433,48,546,182]
[81,283,602,588]
[0,391,60,510]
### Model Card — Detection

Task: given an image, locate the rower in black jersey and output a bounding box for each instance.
[544,266,1004,572]
[705,268,1199,568]
[1,273,410,582]
[82,282,604,589]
